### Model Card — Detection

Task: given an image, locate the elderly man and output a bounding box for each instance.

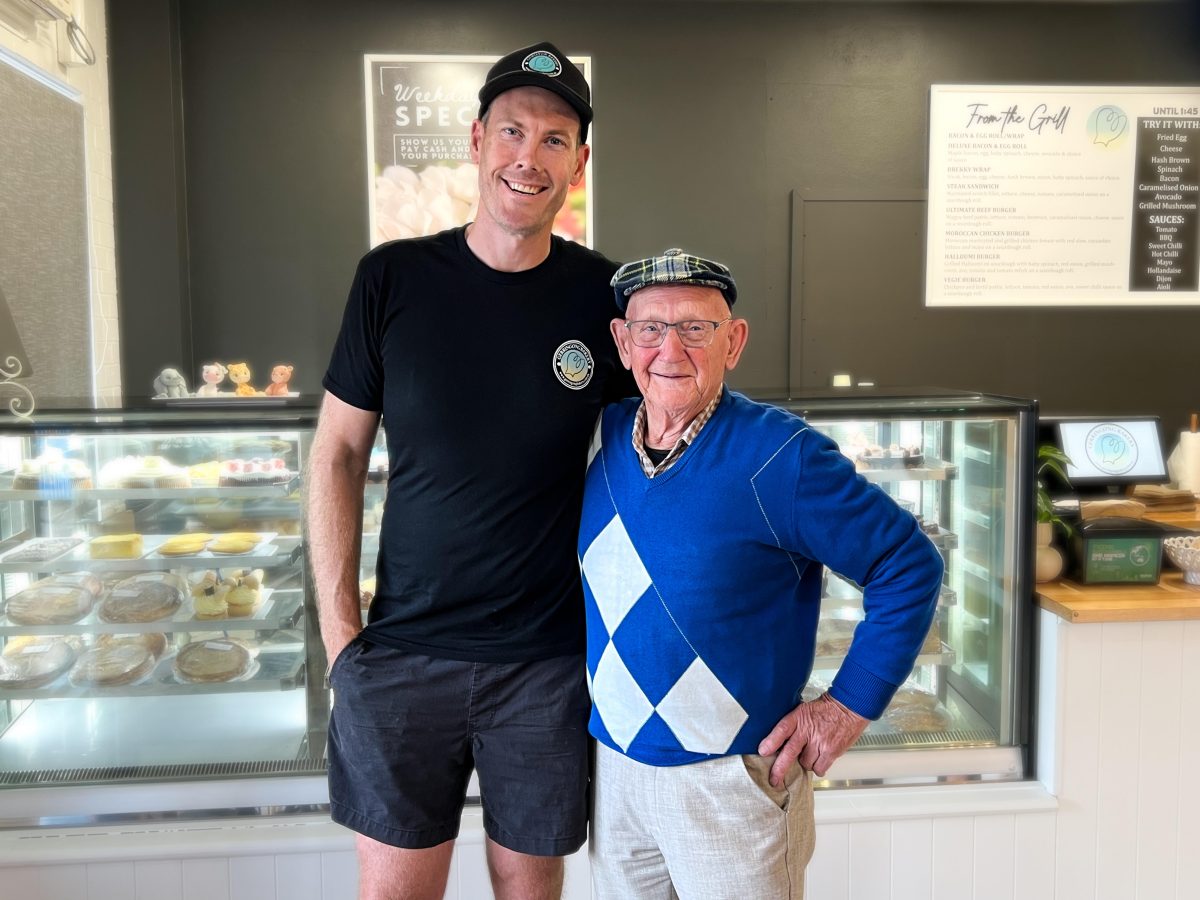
[579,249,944,899]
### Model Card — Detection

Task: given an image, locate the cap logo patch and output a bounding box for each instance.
[523,51,562,78]
[553,340,594,390]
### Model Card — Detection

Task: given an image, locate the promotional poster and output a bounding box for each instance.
[364,54,594,249]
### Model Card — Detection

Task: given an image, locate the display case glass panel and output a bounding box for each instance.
[762,389,1035,783]
[0,407,326,794]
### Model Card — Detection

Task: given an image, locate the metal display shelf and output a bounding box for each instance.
[0,644,305,701]
[813,642,957,671]
[0,481,300,502]
[0,588,302,637]
[0,534,300,575]
[857,459,959,483]
[927,526,959,551]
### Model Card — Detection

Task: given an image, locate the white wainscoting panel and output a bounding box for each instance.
[319,850,357,900]
[931,815,973,899]
[275,852,323,900]
[890,817,933,899]
[87,860,134,899]
[133,859,182,899]
[181,857,230,900]
[1049,613,1200,900]
[806,820,849,899]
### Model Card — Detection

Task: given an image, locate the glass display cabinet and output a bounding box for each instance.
[761,389,1036,786]
[0,405,326,819]
[0,390,1035,828]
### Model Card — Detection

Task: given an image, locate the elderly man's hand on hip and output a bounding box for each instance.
[757,692,869,785]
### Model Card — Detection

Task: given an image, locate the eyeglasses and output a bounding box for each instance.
[623,317,732,348]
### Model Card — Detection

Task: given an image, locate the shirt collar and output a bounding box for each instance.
[631,387,724,478]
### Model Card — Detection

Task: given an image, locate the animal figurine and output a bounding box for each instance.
[152,367,190,399]
[195,362,228,397]
[227,362,259,397]
[263,364,294,397]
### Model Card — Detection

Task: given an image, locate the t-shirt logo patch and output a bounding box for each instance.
[553,340,594,390]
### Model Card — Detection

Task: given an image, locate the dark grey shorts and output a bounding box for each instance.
[326,637,590,856]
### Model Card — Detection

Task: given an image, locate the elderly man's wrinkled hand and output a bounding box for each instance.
[757,692,869,785]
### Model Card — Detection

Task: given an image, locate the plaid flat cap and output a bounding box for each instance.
[610,248,738,312]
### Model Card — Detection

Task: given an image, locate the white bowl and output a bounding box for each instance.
[1164,535,1200,585]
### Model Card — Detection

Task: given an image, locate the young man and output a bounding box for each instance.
[580,249,944,898]
[307,42,632,900]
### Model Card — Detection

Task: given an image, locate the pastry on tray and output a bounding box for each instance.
[89,533,144,559]
[174,638,253,683]
[3,536,83,562]
[69,644,157,687]
[0,637,78,689]
[4,573,102,626]
[98,572,186,623]
[96,632,169,660]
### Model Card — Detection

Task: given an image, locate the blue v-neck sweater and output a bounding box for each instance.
[579,390,944,766]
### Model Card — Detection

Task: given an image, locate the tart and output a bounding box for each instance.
[96,632,169,660]
[98,572,186,623]
[0,637,78,688]
[4,573,102,626]
[69,644,157,687]
[174,639,252,683]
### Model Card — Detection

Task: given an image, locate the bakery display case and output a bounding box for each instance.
[762,389,1036,786]
[0,406,328,811]
[0,391,1033,828]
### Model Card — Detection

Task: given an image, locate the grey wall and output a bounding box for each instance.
[110,1,1200,427]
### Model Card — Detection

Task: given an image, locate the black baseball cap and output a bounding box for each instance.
[478,42,592,143]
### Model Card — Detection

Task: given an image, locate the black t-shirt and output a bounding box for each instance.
[323,227,634,661]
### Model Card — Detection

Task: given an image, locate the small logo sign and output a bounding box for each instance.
[1084,423,1138,476]
[553,340,593,390]
[523,51,562,78]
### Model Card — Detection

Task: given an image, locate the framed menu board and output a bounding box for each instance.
[927,85,1200,307]
[363,53,594,249]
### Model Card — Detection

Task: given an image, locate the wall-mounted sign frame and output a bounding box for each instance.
[927,84,1200,307]
[363,53,594,249]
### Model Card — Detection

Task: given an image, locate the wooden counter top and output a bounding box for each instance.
[1036,572,1200,623]
[1034,503,1200,623]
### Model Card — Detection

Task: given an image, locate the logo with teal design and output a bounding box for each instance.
[553,340,593,390]
[1084,423,1138,476]
[1087,105,1128,149]
[523,50,562,78]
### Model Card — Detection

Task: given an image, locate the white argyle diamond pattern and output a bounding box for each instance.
[581,515,652,636]
[655,658,749,754]
[592,641,654,751]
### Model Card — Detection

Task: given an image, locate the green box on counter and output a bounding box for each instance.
[1069,517,1167,585]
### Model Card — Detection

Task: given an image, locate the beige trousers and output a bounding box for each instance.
[590,742,815,900]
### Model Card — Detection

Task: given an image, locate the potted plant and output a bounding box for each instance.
[1034,444,1073,582]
